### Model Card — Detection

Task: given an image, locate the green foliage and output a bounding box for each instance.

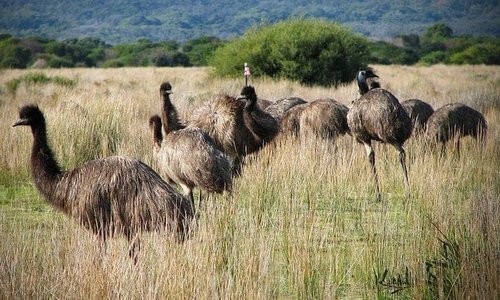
[424,229,462,299]
[6,72,76,93]
[419,51,448,65]
[448,42,500,65]
[184,36,226,66]
[424,23,453,40]
[110,39,189,67]
[210,19,369,86]
[368,41,419,65]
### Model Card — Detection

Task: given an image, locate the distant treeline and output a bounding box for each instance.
[0,23,498,69]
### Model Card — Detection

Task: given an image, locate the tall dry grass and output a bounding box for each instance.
[0,65,498,298]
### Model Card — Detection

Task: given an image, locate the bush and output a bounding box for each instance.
[448,43,500,65]
[419,51,448,65]
[210,19,369,86]
[368,41,419,65]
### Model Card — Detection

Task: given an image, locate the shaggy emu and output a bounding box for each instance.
[279,98,349,142]
[265,96,308,121]
[347,69,412,201]
[279,103,308,138]
[401,99,434,134]
[159,81,185,133]
[188,87,278,175]
[426,103,487,156]
[13,104,193,262]
[148,114,232,213]
[237,85,279,146]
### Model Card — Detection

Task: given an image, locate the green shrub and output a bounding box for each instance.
[210,19,369,86]
[419,51,448,65]
[448,42,500,65]
[368,41,419,65]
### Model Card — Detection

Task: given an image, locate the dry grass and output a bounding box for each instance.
[0,65,498,298]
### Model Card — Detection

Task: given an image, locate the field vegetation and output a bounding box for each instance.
[0,65,498,298]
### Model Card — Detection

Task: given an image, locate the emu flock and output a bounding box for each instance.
[13,68,488,262]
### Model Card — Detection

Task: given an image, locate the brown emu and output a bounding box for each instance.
[149,115,232,213]
[265,96,308,121]
[159,81,185,133]
[401,99,434,134]
[279,98,349,143]
[237,85,279,147]
[347,69,412,201]
[426,103,487,156]
[13,104,193,262]
[188,87,278,174]
[279,103,308,138]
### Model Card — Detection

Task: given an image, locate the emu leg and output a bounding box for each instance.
[455,138,461,158]
[394,144,410,198]
[364,142,381,201]
[127,235,141,264]
[180,183,196,216]
[198,190,203,211]
[188,190,196,217]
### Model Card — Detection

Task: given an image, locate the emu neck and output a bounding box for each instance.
[243,107,269,145]
[152,122,163,152]
[244,94,257,111]
[161,93,182,135]
[30,123,63,206]
[357,77,369,95]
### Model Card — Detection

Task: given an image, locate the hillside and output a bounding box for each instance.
[0,0,499,44]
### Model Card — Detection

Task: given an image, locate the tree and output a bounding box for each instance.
[210,19,369,86]
[424,23,453,40]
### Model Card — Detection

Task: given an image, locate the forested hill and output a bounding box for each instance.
[0,0,499,44]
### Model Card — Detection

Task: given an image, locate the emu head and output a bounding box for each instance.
[160,82,173,95]
[13,104,45,128]
[236,85,258,109]
[357,69,379,95]
[148,115,163,152]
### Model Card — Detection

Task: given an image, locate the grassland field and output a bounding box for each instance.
[0,65,498,298]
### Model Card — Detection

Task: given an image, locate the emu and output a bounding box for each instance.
[265,96,308,122]
[149,115,232,213]
[188,86,278,175]
[159,81,185,133]
[153,82,232,212]
[347,69,412,201]
[237,85,279,148]
[13,104,193,262]
[280,98,349,142]
[401,99,434,134]
[426,103,487,156]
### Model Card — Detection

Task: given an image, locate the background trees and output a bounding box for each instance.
[0,21,498,86]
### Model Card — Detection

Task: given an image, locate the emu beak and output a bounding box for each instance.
[13,118,28,127]
[236,95,246,101]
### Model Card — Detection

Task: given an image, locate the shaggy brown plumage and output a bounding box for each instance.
[237,85,279,148]
[279,98,349,142]
[348,70,412,201]
[426,103,487,156]
[256,98,273,109]
[188,94,252,161]
[300,98,349,140]
[14,104,193,262]
[279,103,308,137]
[149,114,232,212]
[188,88,277,175]
[265,96,307,121]
[401,99,434,134]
